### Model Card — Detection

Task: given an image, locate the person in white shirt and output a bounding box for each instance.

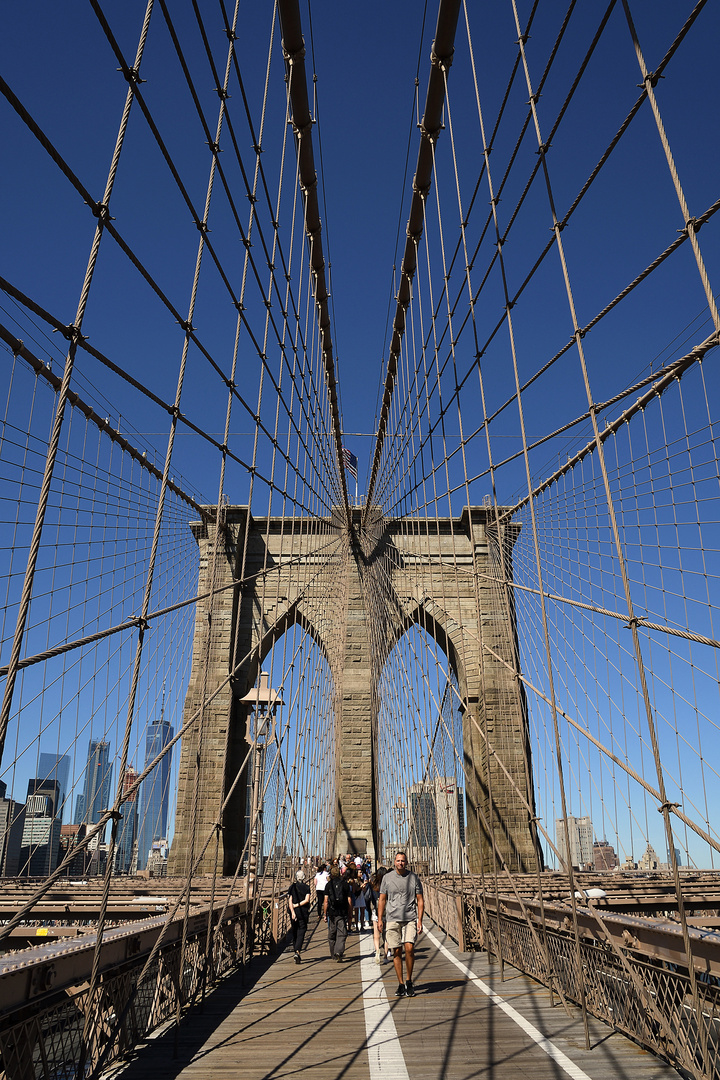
[314,862,330,920]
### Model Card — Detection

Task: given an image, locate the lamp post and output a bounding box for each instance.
[393,799,407,862]
[239,672,282,898]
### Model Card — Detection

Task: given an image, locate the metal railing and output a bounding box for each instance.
[0,888,292,1080]
[424,876,720,1080]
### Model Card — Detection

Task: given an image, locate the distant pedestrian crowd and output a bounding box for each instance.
[288,851,423,998]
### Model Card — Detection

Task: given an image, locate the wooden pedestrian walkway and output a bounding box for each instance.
[113,917,682,1080]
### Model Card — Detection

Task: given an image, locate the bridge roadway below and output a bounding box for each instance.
[111,917,680,1080]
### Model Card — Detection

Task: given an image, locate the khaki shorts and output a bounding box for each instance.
[385,921,417,948]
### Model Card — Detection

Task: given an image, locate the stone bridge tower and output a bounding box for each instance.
[169,506,538,876]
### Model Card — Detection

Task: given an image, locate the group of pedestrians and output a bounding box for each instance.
[287,851,424,998]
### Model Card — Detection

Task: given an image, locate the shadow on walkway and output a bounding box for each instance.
[111,947,284,1080]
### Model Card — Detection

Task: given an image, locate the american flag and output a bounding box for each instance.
[343,446,358,481]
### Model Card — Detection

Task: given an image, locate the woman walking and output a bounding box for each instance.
[366,866,388,963]
[352,871,367,931]
[288,870,311,963]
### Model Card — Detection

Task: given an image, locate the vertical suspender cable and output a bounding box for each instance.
[364,0,461,519]
[277,0,350,524]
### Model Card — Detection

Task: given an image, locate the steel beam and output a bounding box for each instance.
[0,899,246,1016]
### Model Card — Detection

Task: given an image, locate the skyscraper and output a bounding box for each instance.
[38,752,70,825]
[556,814,594,869]
[75,740,113,828]
[137,714,174,871]
[408,777,467,873]
[0,780,26,876]
[593,838,618,871]
[115,766,139,875]
[18,778,62,876]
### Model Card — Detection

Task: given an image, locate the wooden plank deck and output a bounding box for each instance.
[112,917,682,1080]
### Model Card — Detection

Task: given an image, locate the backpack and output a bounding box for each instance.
[326,876,347,914]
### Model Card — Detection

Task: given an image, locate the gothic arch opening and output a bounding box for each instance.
[230,621,337,878]
[376,622,468,874]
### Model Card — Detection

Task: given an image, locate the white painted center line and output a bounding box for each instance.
[359,931,410,1079]
[425,928,593,1080]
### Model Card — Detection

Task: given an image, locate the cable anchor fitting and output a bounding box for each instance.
[282,43,306,64]
[90,201,113,224]
[118,66,145,85]
[641,71,663,90]
[658,801,680,813]
[420,122,441,143]
[64,323,86,346]
[430,44,455,70]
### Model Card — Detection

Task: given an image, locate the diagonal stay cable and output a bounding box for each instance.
[0,323,209,517]
[0,53,340,513]
[0,290,330,516]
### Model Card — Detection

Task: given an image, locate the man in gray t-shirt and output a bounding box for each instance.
[378,851,424,998]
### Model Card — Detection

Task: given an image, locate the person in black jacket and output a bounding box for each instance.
[288,870,311,963]
[323,865,352,961]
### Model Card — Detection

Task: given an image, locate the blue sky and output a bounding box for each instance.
[2,0,716,500]
[1,0,719,867]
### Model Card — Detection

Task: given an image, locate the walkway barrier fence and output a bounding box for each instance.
[424,876,720,1080]
[0,885,292,1080]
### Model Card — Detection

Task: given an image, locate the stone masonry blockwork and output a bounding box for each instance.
[169,507,538,876]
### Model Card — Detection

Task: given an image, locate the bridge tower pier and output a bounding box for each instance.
[334,536,378,863]
[169,506,538,877]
